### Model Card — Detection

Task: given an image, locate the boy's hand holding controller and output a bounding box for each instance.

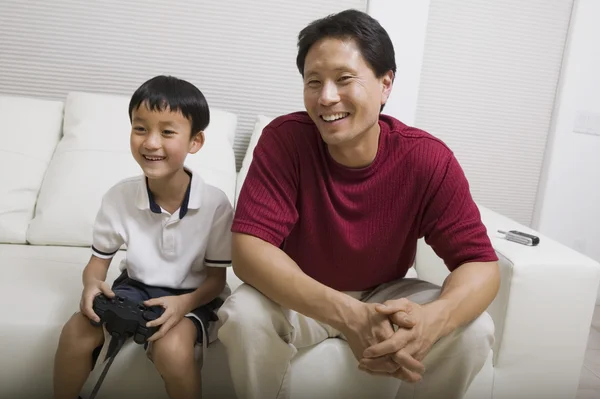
[79,255,115,323]
[80,278,115,324]
[143,295,192,342]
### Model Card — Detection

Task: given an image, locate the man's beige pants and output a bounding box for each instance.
[217,278,495,399]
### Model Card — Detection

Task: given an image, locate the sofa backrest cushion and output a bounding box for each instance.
[235,115,274,206]
[0,95,64,244]
[26,91,237,246]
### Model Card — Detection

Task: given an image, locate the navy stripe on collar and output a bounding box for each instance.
[145,180,162,214]
[145,169,193,219]
[179,170,192,219]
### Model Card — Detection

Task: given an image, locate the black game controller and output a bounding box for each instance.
[91,294,163,344]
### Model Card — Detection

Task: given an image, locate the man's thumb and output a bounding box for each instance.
[375,303,400,314]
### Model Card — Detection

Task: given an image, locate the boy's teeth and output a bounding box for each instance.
[144,155,165,161]
[322,113,348,122]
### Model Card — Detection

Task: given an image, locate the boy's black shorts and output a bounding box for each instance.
[91,271,223,366]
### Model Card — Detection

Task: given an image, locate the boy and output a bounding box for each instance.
[53,75,233,399]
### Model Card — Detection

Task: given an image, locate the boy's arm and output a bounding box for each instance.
[144,266,226,342]
[80,255,116,322]
[180,266,226,312]
[183,190,233,312]
[80,187,125,320]
[82,254,113,286]
[90,187,126,271]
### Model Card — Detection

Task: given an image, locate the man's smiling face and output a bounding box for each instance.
[302,37,393,149]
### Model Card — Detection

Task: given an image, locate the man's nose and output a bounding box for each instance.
[318,82,340,106]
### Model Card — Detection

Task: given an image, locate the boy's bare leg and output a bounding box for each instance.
[149,318,201,399]
[53,312,105,399]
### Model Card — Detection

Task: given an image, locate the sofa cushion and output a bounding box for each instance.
[0,95,64,244]
[26,91,237,246]
[0,243,241,398]
[235,114,274,206]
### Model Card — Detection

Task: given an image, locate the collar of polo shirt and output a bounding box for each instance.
[134,167,203,219]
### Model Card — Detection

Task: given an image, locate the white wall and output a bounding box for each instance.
[534,0,600,267]
[371,0,600,303]
[371,1,573,228]
[367,0,430,125]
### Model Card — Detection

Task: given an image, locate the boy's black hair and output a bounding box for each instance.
[296,9,396,110]
[128,75,209,137]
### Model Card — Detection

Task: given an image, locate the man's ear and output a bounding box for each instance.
[380,70,394,106]
[189,131,205,154]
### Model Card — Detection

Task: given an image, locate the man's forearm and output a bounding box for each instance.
[425,261,500,338]
[232,233,362,331]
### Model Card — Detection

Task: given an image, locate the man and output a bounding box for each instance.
[217,9,500,399]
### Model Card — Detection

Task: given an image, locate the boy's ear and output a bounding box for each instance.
[188,131,205,154]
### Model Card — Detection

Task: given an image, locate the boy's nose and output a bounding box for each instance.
[143,133,161,149]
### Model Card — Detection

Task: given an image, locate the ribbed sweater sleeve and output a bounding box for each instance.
[419,150,498,270]
[232,125,299,247]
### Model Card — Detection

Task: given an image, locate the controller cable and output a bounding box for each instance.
[87,332,128,399]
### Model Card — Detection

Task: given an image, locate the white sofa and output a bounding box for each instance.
[1,92,599,399]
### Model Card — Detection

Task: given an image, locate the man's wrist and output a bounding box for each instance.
[327,294,364,332]
[422,298,456,339]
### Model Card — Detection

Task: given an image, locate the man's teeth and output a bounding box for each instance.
[322,113,349,122]
[143,155,165,161]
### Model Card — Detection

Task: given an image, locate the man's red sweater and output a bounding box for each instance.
[232,112,498,291]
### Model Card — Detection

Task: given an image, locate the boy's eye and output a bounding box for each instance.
[133,126,145,132]
[163,130,175,135]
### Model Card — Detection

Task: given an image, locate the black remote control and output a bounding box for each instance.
[91,294,162,344]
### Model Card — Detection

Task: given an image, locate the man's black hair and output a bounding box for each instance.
[128,75,209,136]
[296,9,396,80]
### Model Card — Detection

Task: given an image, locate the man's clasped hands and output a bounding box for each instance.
[341,298,447,383]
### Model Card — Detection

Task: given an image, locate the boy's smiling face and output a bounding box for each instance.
[130,102,204,181]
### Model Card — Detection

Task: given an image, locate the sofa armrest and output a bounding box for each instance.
[415,205,600,399]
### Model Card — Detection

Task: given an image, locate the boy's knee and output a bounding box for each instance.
[60,312,104,350]
[150,326,195,371]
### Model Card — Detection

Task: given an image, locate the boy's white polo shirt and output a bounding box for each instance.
[91,168,233,290]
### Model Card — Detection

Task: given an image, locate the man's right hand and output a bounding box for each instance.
[339,301,425,381]
[79,279,115,323]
